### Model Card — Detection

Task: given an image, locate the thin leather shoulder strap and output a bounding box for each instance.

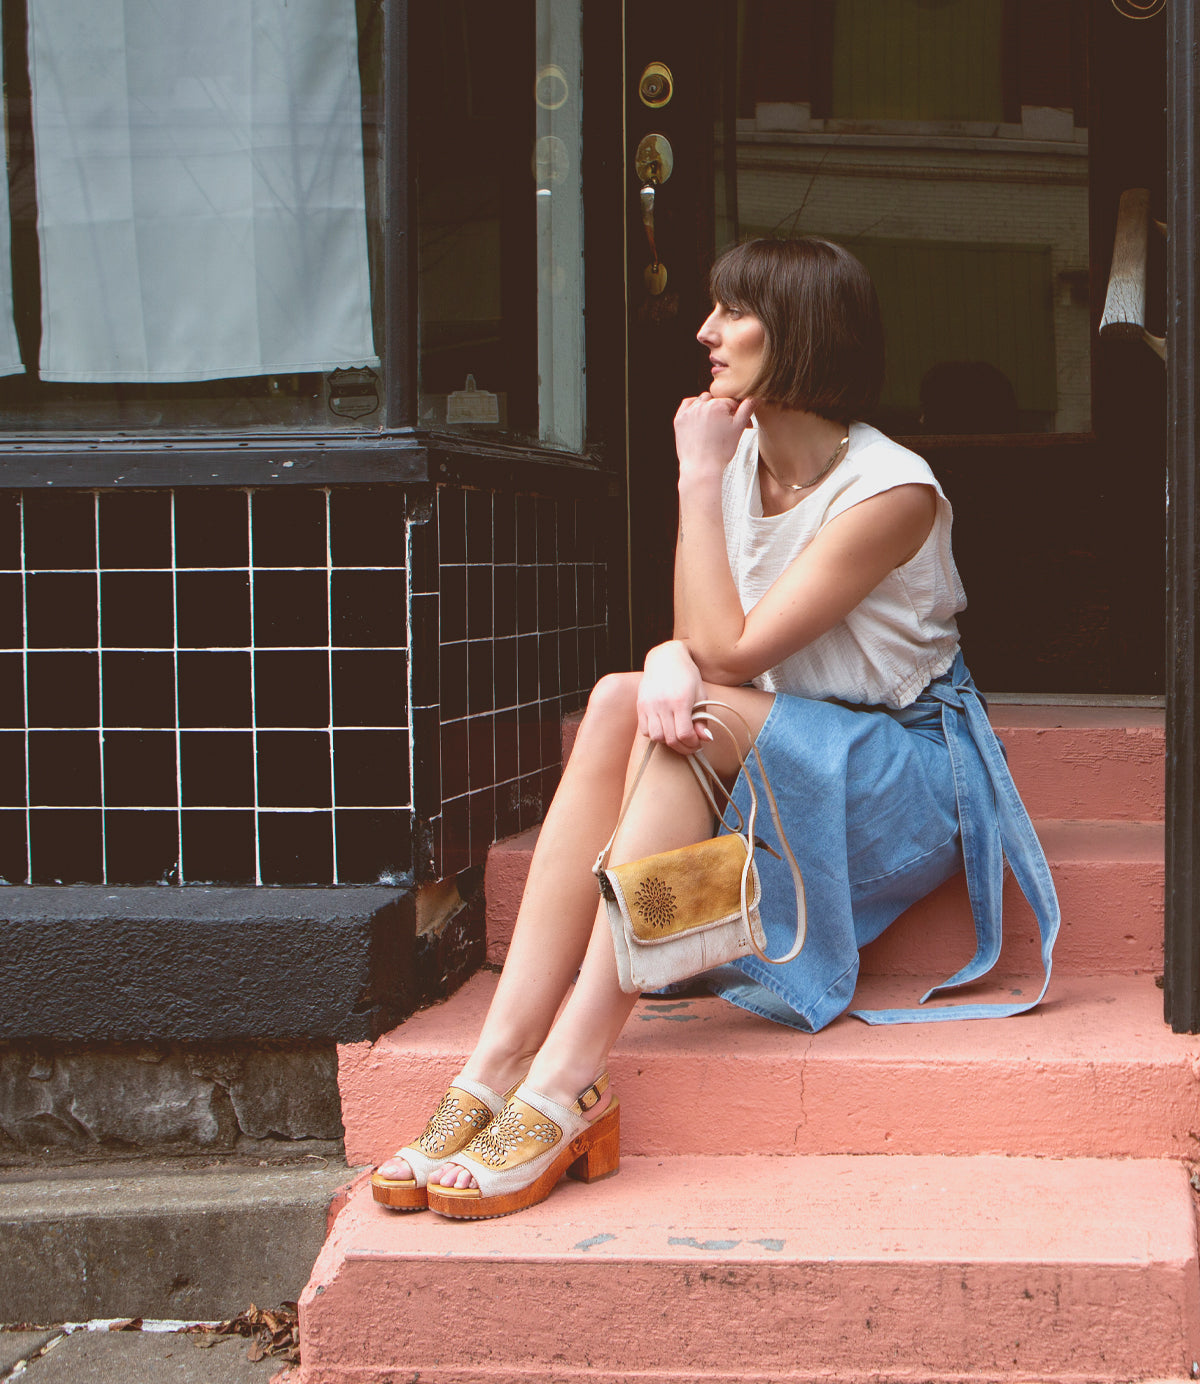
[594,700,806,966]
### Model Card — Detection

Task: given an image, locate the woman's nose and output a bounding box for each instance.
[696,310,718,345]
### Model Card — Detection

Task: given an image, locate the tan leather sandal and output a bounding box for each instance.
[425,1074,619,1220]
[370,1078,512,1211]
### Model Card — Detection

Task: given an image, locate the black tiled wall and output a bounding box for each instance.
[0,479,611,889]
[0,487,412,886]
[409,486,610,882]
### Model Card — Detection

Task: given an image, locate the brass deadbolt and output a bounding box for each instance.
[638,62,674,108]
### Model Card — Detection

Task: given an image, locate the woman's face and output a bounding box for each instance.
[696,302,767,401]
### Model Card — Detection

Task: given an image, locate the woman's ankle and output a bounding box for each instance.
[524,1053,610,1116]
[459,1043,538,1097]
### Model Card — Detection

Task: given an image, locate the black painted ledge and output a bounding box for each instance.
[0,885,429,1043]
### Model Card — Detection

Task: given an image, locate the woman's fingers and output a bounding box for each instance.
[732,395,756,429]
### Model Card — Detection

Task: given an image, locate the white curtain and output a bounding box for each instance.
[0,6,25,378]
[27,0,378,383]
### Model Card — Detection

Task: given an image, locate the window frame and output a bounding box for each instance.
[0,0,624,490]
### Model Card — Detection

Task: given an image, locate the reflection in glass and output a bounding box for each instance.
[416,0,586,452]
[535,0,584,451]
[719,0,1090,434]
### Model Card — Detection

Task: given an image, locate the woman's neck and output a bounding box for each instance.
[753,403,850,490]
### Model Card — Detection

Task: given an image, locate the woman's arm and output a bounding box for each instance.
[672,394,936,687]
[672,393,754,643]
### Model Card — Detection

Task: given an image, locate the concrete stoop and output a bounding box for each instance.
[301,703,1192,1382]
[0,1159,354,1323]
[298,1154,1199,1384]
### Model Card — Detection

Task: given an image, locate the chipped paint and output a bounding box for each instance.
[573,1233,617,1252]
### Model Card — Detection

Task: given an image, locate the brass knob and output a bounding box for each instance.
[638,62,674,109]
[634,133,673,187]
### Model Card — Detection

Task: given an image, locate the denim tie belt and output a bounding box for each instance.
[850,650,1061,1024]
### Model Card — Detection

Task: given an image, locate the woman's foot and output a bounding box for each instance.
[429,1076,613,1191]
[370,1076,513,1211]
[425,1074,620,1219]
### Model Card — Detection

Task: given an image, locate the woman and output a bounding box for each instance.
[370,237,1059,1220]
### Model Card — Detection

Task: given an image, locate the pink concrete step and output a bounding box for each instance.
[337,970,1200,1166]
[298,1153,1199,1383]
[993,702,1163,822]
[485,819,1164,975]
[560,704,1165,822]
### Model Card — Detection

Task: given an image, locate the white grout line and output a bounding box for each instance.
[94,492,106,885]
[325,488,338,884]
[245,490,261,886]
[16,804,406,812]
[404,500,417,848]
[169,491,184,885]
[9,645,407,654]
[18,497,30,884]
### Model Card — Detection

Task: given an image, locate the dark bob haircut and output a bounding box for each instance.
[708,237,885,419]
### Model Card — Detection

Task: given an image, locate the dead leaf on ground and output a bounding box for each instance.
[107,1318,143,1332]
[180,1301,300,1364]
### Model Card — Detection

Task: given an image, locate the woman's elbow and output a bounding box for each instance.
[690,647,758,688]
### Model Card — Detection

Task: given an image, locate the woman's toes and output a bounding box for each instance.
[377,1156,413,1182]
[434,1162,478,1191]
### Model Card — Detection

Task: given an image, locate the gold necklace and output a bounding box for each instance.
[758,434,849,492]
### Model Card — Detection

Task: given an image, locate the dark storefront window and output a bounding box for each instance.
[0,0,386,432]
[413,0,586,452]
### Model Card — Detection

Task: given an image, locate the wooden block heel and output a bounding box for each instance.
[567,1105,621,1183]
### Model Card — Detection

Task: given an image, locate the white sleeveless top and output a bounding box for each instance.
[721,421,965,709]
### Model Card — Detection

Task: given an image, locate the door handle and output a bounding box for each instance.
[635,134,673,295]
[1100,187,1166,362]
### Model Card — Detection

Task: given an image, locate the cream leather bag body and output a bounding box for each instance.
[593,702,807,995]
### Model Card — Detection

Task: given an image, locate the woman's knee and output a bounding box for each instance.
[577,672,640,746]
[585,672,640,721]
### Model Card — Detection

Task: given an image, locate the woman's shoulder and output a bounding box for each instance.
[845,422,935,479]
[824,423,942,515]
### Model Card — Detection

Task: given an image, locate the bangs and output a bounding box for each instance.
[708,243,771,316]
[706,237,884,418]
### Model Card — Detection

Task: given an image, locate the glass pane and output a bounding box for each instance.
[720,0,1090,435]
[414,0,586,452]
[0,0,385,433]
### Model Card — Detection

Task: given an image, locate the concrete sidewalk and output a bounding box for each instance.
[1,1325,294,1383]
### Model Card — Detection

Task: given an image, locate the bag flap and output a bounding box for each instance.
[604,833,758,942]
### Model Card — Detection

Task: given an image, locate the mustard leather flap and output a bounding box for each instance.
[604,833,758,943]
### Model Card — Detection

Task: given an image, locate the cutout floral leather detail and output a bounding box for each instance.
[460,1097,561,1169]
[414,1088,492,1157]
[633,875,677,929]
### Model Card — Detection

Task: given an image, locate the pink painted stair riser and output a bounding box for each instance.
[336,970,1200,1166]
[297,1153,1200,1384]
[485,818,1164,975]
[560,704,1163,821]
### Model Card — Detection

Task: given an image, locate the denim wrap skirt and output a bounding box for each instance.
[704,650,1061,1031]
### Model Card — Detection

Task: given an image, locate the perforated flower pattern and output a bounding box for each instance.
[633,875,677,929]
[415,1089,492,1156]
[462,1099,561,1169]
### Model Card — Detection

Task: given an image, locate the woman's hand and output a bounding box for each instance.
[674,393,756,479]
[637,641,710,753]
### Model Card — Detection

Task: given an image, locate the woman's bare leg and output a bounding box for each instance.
[377,671,644,1179]
[431,679,775,1190]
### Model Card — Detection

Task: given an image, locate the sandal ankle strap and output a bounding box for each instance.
[571,1072,609,1115]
